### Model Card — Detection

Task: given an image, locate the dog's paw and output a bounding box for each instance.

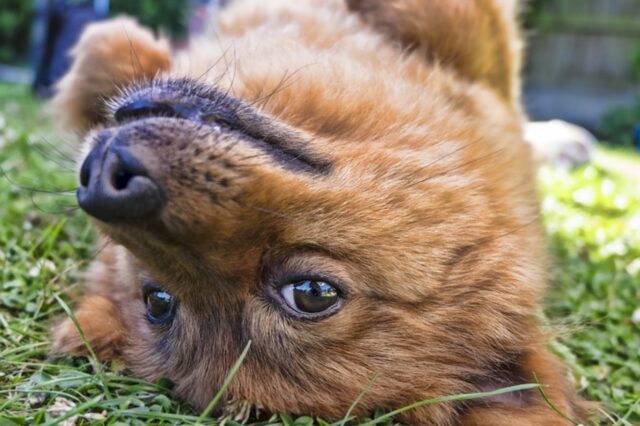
[51,295,125,360]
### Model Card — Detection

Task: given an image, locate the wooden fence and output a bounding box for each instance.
[523,0,640,129]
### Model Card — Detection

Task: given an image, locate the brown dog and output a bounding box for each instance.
[51,1,588,424]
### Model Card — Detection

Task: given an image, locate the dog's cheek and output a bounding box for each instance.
[51,294,126,360]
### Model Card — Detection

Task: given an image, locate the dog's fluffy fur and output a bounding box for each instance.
[51,1,588,424]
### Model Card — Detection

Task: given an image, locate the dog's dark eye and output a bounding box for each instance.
[144,287,176,324]
[280,280,340,314]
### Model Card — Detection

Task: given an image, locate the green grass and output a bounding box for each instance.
[539,151,640,424]
[1,81,639,425]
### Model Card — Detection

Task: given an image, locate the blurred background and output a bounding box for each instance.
[0,0,203,96]
[523,0,640,149]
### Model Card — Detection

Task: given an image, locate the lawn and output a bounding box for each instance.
[1,81,639,425]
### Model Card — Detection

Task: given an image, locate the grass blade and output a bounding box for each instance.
[359,383,541,426]
[41,394,103,426]
[53,294,112,399]
[534,374,581,426]
[197,340,252,424]
[337,372,380,426]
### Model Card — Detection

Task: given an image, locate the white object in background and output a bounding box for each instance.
[524,119,596,170]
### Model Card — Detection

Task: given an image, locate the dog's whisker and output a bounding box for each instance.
[222,44,239,99]
[404,147,507,189]
[244,203,296,221]
[245,64,316,111]
[195,43,234,83]
[122,24,145,78]
[37,135,78,165]
[91,239,112,258]
[29,191,79,216]
[31,145,77,174]
[0,166,76,195]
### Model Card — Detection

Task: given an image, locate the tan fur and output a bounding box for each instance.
[51,1,589,424]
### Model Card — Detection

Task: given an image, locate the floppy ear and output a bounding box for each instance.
[51,244,126,360]
[346,0,522,104]
[51,17,171,134]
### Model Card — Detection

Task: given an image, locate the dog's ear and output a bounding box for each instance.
[459,346,592,426]
[51,17,171,134]
[346,0,522,104]
[51,244,127,360]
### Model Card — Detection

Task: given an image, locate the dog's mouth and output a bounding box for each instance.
[110,79,331,175]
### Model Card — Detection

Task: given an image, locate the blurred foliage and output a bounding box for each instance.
[0,0,34,63]
[539,162,640,423]
[601,99,640,148]
[631,45,640,80]
[599,19,640,147]
[524,0,640,149]
[109,0,188,38]
[522,0,553,29]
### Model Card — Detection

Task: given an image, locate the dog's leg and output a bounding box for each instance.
[51,244,128,360]
[51,294,125,360]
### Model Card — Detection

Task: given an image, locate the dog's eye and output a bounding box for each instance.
[144,287,176,324]
[280,280,340,314]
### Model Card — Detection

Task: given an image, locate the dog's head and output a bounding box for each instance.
[51,1,567,423]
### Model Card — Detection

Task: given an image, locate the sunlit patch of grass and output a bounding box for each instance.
[539,158,640,425]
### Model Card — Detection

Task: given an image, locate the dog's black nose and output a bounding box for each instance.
[114,100,188,123]
[77,142,164,222]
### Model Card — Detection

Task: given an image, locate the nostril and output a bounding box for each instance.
[112,168,134,190]
[115,100,183,123]
[80,157,91,187]
[107,146,150,192]
[77,143,164,222]
[111,146,149,181]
